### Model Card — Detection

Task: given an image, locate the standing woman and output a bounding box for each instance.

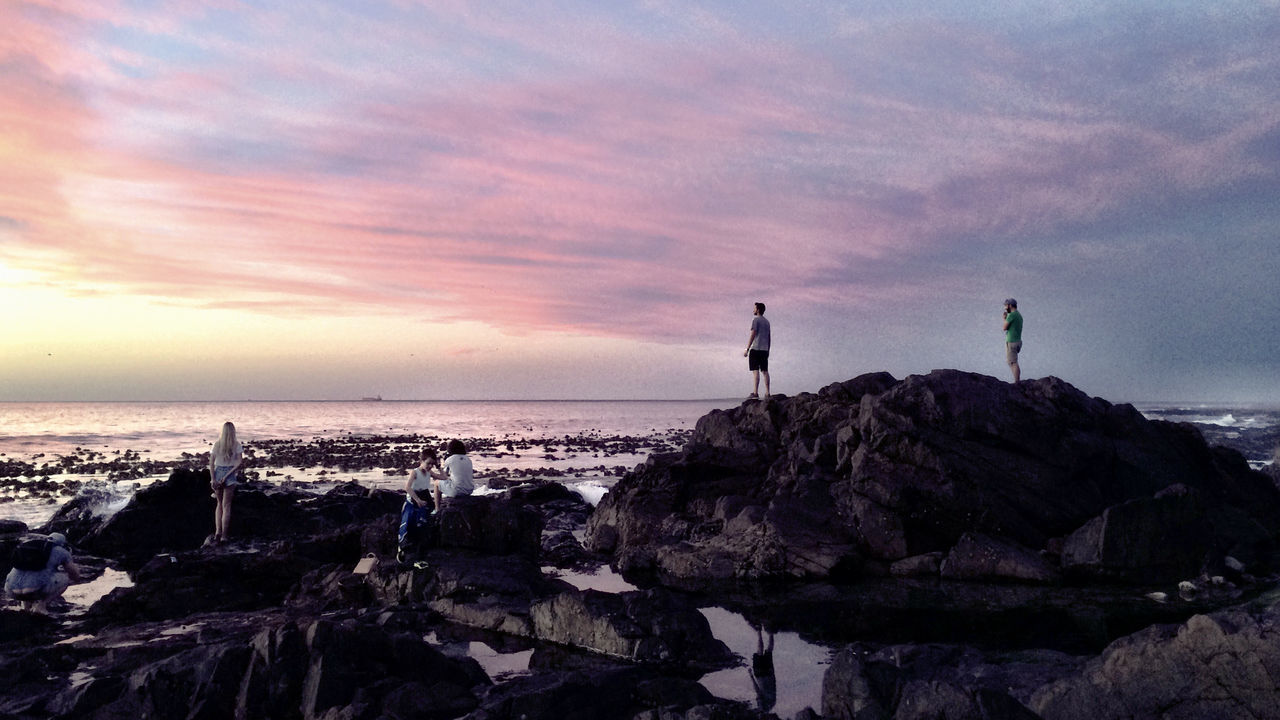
[209,421,243,544]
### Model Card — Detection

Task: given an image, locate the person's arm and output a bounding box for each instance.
[228,445,244,473]
[64,557,82,583]
[745,328,757,357]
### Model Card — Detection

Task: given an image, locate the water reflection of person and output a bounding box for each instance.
[749,621,776,713]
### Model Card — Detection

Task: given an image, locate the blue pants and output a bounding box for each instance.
[398,501,431,548]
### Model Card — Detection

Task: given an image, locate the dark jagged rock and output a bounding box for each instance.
[820,588,1280,720]
[38,488,117,542]
[1029,589,1280,720]
[463,665,721,720]
[433,494,543,558]
[84,545,320,626]
[7,378,1280,720]
[586,370,1280,586]
[821,642,1071,720]
[1264,460,1280,487]
[71,468,402,570]
[529,587,734,668]
[940,532,1061,584]
[7,612,490,720]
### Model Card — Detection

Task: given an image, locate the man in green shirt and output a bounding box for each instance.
[1002,298,1023,382]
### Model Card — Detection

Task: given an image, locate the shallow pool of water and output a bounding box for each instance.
[542,564,639,594]
[698,606,832,718]
[63,568,133,612]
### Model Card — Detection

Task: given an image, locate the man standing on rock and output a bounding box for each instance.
[1002,298,1023,382]
[744,302,771,399]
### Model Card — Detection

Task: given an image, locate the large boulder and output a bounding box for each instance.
[431,493,543,558]
[29,614,490,720]
[529,588,734,668]
[586,370,1280,585]
[1030,590,1280,719]
[940,532,1060,584]
[820,643,1074,720]
[74,469,401,570]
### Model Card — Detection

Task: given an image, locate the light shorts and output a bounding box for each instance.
[213,465,240,487]
[1006,341,1023,364]
[6,570,69,601]
[748,349,770,372]
[437,477,473,499]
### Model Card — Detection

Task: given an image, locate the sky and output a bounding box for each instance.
[1,1,1278,403]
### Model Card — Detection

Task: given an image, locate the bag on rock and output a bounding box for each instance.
[10,538,54,571]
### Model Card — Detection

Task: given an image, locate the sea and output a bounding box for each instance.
[2,398,1277,716]
[2,398,1277,529]
[0,399,735,528]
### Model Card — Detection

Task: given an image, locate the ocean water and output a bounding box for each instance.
[2,399,1276,530]
[0,399,733,527]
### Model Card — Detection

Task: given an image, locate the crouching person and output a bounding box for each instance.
[5,532,81,614]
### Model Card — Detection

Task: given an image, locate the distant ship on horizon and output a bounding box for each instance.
[361,395,383,402]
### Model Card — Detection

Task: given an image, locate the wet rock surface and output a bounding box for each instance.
[3,370,1280,719]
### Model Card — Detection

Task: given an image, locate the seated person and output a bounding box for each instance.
[5,532,82,614]
[434,439,475,511]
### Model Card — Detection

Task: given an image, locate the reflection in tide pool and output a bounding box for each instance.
[464,643,534,682]
[698,606,832,718]
[542,564,639,594]
[426,631,534,682]
[63,568,133,611]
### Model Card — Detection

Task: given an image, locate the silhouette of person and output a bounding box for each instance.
[749,621,776,713]
[744,302,771,399]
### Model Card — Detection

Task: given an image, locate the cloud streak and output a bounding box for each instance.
[2,0,1278,399]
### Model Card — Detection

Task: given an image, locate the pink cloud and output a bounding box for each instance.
[3,0,1279,355]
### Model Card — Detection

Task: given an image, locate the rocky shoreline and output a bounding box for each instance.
[0,429,690,523]
[4,370,1280,719]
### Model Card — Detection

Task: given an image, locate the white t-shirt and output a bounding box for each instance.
[212,440,243,467]
[750,315,771,352]
[440,454,474,497]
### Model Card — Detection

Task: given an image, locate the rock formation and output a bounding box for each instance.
[586,370,1280,587]
[5,369,1280,719]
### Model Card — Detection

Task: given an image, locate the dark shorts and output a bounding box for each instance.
[748,349,769,372]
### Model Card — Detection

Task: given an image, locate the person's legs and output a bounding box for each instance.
[13,590,41,613]
[762,370,770,397]
[218,486,236,540]
[398,500,415,547]
[38,572,69,613]
[751,369,760,397]
[213,486,225,540]
[1006,341,1022,382]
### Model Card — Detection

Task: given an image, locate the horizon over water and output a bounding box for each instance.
[0,399,736,528]
[2,396,1276,529]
